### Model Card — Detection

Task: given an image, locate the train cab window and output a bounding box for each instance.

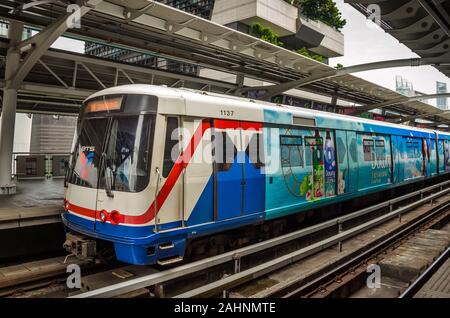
[163,117,180,178]
[71,118,109,188]
[104,115,154,193]
[280,135,304,168]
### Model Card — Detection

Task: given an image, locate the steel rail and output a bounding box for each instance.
[174,188,450,298]
[284,202,450,298]
[71,180,450,298]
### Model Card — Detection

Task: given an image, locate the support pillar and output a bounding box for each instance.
[0,21,23,195]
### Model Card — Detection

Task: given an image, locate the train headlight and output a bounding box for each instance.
[99,211,107,223]
[109,211,124,225]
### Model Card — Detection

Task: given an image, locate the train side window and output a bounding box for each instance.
[213,132,237,172]
[162,117,180,178]
[280,135,304,168]
[363,139,374,161]
[374,140,386,161]
[406,140,419,159]
[305,136,323,166]
[247,133,265,169]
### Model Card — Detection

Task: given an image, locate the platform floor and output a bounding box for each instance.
[414,223,450,298]
[415,257,450,298]
[0,179,64,209]
[0,179,64,229]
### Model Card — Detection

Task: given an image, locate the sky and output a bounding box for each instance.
[330,0,450,105]
[11,0,450,151]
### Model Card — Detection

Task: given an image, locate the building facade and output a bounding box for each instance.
[29,115,77,154]
[437,81,448,110]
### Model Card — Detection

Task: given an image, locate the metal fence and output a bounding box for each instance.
[12,152,71,180]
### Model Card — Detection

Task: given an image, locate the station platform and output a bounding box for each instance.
[0,179,64,230]
[0,179,66,261]
[414,222,450,298]
[414,257,450,298]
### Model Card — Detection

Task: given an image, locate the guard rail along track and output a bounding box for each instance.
[71,180,450,298]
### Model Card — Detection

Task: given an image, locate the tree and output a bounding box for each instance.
[289,0,347,31]
[297,47,326,63]
[250,23,284,47]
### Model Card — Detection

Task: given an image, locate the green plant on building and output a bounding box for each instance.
[297,47,326,63]
[335,63,344,69]
[287,0,347,31]
[250,23,284,47]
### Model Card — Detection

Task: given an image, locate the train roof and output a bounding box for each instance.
[87,85,449,137]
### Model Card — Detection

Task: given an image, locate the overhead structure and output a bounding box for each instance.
[346,0,450,79]
[0,0,448,125]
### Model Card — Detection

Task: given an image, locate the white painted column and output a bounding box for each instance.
[0,21,23,195]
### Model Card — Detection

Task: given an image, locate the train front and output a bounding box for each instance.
[62,91,164,265]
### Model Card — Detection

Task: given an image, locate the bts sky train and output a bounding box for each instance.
[62,85,450,265]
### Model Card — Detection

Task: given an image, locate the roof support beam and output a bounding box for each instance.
[352,93,450,116]
[38,59,69,88]
[9,0,103,89]
[237,57,449,100]
[418,0,450,38]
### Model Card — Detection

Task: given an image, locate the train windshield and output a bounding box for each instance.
[70,114,155,193]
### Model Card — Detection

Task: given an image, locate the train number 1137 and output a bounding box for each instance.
[220,110,234,117]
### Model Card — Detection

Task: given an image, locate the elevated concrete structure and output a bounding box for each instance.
[211,0,344,58]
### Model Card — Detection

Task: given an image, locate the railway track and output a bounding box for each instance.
[0,255,106,298]
[69,180,450,298]
[277,202,450,298]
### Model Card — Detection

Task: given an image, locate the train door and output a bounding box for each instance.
[425,137,437,177]
[445,139,450,172]
[213,120,243,221]
[438,139,445,173]
[242,123,265,215]
[422,138,436,177]
[213,120,265,221]
[158,116,184,229]
[346,131,358,193]
[335,130,349,195]
[305,131,325,200]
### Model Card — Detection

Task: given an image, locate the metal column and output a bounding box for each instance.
[0,21,23,195]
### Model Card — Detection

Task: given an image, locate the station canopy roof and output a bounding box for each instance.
[0,0,449,126]
[347,0,450,79]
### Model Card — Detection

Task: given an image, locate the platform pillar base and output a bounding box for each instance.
[0,183,16,195]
